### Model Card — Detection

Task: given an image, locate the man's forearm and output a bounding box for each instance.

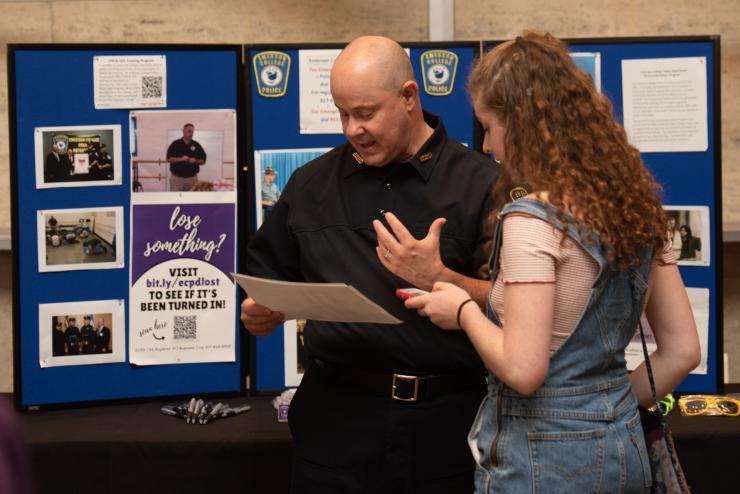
[438,268,490,306]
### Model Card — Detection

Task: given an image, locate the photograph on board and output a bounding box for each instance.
[283,319,309,387]
[254,148,331,226]
[130,109,236,194]
[38,299,125,368]
[37,206,124,272]
[625,287,709,375]
[34,125,122,189]
[664,205,711,266]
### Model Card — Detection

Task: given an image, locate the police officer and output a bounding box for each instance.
[80,315,96,354]
[166,123,207,191]
[241,36,498,493]
[64,318,81,356]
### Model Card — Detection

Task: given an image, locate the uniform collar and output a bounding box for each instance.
[343,111,446,182]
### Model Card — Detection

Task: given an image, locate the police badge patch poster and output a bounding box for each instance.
[129,203,236,365]
[253,51,290,98]
[420,49,458,97]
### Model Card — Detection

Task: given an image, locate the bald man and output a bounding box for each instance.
[242,36,498,493]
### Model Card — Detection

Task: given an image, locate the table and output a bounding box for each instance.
[14,393,740,493]
[19,396,292,494]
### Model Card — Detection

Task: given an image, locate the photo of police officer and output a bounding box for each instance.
[130,109,236,193]
[166,123,207,192]
[49,313,114,356]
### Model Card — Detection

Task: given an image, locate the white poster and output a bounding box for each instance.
[128,109,237,365]
[129,202,236,366]
[299,49,342,135]
[622,57,708,152]
[94,55,167,109]
[626,287,710,375]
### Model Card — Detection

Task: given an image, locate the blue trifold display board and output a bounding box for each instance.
[245,42,481,391]
[486,37,722,393]
[10,46,244,407]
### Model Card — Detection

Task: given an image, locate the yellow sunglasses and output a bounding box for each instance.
[678,395,740,417]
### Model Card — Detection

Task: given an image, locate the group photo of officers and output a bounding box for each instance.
[43,141,113,183]
[51,315,112,357]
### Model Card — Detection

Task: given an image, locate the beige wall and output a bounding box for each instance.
[1,0,739,391]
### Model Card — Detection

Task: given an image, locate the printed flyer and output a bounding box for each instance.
[129,202,236,365]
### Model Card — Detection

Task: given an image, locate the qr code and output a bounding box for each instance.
[173,315,197,340]
[142,76,162,98]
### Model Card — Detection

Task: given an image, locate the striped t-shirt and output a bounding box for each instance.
[490,213,676,352]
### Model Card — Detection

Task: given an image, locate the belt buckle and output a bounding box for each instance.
[392,374,420,402]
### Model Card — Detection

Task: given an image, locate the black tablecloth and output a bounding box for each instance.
[18,396,292,494]
[11,394,740,493]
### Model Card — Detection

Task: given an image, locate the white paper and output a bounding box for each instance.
[622,57,707,152]
[73,153,90,175]
[299,49,342,134]
[687,287,710,375]
[129,259,236,366]
[232,273,402,324]
[94,55,167,109]
[625,287,710,375]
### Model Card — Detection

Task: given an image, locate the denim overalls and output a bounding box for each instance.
[469,198,652,493]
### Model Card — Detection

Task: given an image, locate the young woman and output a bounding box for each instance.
[679,224,702,260]
[405,32,700,493]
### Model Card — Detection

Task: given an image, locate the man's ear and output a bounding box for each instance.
[400,80,419,110]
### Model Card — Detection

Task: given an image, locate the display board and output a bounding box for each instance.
[484,36,722,393]
[9,45,246,407]
[245,42,481,391]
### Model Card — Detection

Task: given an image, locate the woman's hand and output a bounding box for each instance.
[404,281,480,330]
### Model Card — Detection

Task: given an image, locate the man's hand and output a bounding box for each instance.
[240,297,284,336]
[373,211,446,291]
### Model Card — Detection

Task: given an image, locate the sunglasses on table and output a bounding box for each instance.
[678,395,740,417]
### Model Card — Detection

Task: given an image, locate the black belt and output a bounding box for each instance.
[312,359,485,403]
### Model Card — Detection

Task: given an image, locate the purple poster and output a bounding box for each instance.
[129,203,236,365]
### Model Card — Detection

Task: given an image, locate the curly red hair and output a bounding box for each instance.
[469,31,668,271]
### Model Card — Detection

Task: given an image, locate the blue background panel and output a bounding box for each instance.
[552,39,720,393]
[13,47,243,406]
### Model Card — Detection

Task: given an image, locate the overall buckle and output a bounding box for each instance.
[391,374,420,402]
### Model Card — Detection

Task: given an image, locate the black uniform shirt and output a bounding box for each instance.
[167,138,207,178]
[247,113,499,373]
